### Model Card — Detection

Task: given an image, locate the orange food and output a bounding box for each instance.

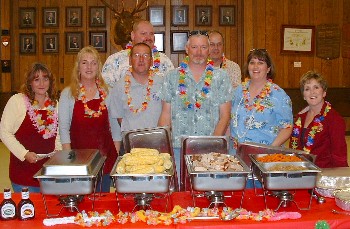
[256,153,302,163]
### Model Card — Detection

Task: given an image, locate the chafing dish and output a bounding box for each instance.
[315,167,350,198]
[34,149,106,195]
[185,154,250,191]
[249,153,321,190]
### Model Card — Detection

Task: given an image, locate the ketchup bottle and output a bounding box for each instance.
[17,187,35,220]
[0,188,17,220]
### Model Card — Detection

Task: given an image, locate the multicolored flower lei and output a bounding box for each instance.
[242,78,272,112]
[124,67,154,113]
[290,101,331,152]
[79,82,107,118]
[25,95,58,139]
[178,56,214,109]
[125,43,160,71]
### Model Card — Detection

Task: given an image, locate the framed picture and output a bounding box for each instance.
[43,7,59,27]
[66,7,82,27]
[20,33,36,54]
[1,60,11,73]
[19,8,36,28]
[148,5,165,27]
[66,32,83,53]
[195,6,212,26]
[89,6,106,27]
[219,5,235,26]
[171,30,189,53]
[171,5,189,26]
[43,33,59,53]
[281,25,315,54]
[154,32,165,52]
[90,31,107,52]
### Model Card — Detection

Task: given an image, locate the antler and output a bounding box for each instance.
[100,0,118,16]
[131,0,148,15]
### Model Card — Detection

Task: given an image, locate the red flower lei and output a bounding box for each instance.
[242,79,272,112]
[79,82,107,118]
[124,67,154,113]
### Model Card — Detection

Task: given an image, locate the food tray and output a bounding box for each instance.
[110,156,174,193]
[334,190,350,211]
[181,136,229,155]
[34,149,106,195]
[185,154,250,191]
[249,153,321,190]
[316,167,350,189]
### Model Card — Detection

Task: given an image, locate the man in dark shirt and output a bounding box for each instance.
[23,13,32,25]
[70,36,79,49]
[92,10,102,24]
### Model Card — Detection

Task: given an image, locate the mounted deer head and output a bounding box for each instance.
[101,0,148,48]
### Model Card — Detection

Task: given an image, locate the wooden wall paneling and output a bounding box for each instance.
[0,0,12,92]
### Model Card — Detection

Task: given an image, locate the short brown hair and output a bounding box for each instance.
[299,70,328,94]
[243,49,275,80]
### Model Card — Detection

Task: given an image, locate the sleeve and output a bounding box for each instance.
[102,52,128,88]
[228,61,242,87]
[328,111,348,167]
[106,91,122,142]
[159,70,174,103]
[58,88,74,144]
[54,103,62,151]
[274,88,293,129]
[0,94,28,161]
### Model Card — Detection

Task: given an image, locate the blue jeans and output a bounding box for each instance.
[96,174,112,193]
[12,182,41,193]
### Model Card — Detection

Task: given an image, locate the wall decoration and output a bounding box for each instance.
[90,31,107,52]
[89,6,106,27]
[66,7,82,27]
[281,25,315,54]
[171,5,189,26]
[219,5,235,26]
[43,7,59,27]
[66,32,83,53]
[171,30,189,53]
[316,24,340,60]
[20,33,36,54]
[43,33,59,54]
[342,24,350,59]
[154,32,165,52]
[1,60,11,73]
[148,5,165,27]
[19,8,36,28]
[195,6,212,26]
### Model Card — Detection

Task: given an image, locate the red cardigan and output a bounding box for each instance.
[290,102,348,168]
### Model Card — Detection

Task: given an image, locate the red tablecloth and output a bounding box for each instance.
[1,190,349,228]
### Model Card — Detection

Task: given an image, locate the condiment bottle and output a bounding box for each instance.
[17,187,35,220]
[0,188,17,220]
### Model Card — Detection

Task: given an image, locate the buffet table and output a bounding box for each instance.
[1,190,349,229]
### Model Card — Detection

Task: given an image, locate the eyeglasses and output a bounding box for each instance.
[249,48,268,53]
[189,30,208,37]
[131,53,151,59]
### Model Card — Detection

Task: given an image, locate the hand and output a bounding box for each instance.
[24,151,40,163]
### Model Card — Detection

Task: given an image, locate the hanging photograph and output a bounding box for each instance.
[20,33,36,54]
[154,32,165,52]
[19,8,36,28]
[43,33,59,54]
[90,31,107,52]
[171,30,189,53]
[89,6,106,27]
[148,5,165,27]
[219,5,235,26]
[171,5,189,26]
[281,25,315,54]
[66,7,82,27]
[66,32,83,53]
[195,6,212,26]
[43,7,59,27]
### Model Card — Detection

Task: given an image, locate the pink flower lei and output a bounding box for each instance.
[25,95,58,139]
[125,43,160,71]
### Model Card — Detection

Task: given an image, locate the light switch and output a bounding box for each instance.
[294,62,301,67]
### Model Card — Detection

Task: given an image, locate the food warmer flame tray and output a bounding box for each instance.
[249,153,321,190]
[185,154,250,191]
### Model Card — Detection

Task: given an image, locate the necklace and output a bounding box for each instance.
[124,67,154,113]
[178,56,214,109]
[242,78,273,112]
[290,101,331,152]
[79,82,107,118]
[125,43,160,71]
[25,95,58,139]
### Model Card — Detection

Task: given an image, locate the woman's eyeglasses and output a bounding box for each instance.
[189,30,208,37]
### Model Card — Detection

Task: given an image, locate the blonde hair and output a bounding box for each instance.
[69,46,109,99]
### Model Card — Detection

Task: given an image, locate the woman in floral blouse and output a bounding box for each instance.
[290,71,348,168]
[0,63,61,192]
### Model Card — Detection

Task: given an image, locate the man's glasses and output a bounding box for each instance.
[189,30,208,37]
[131,53,151,59]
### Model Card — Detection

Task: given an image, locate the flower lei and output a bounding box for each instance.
[242,78,272,112]
[178,56,214,109]
[290,101,331,152]
[124,67,154,113]
[79,82,107,118]
[25,95,58,139]
[125,43,160,71]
